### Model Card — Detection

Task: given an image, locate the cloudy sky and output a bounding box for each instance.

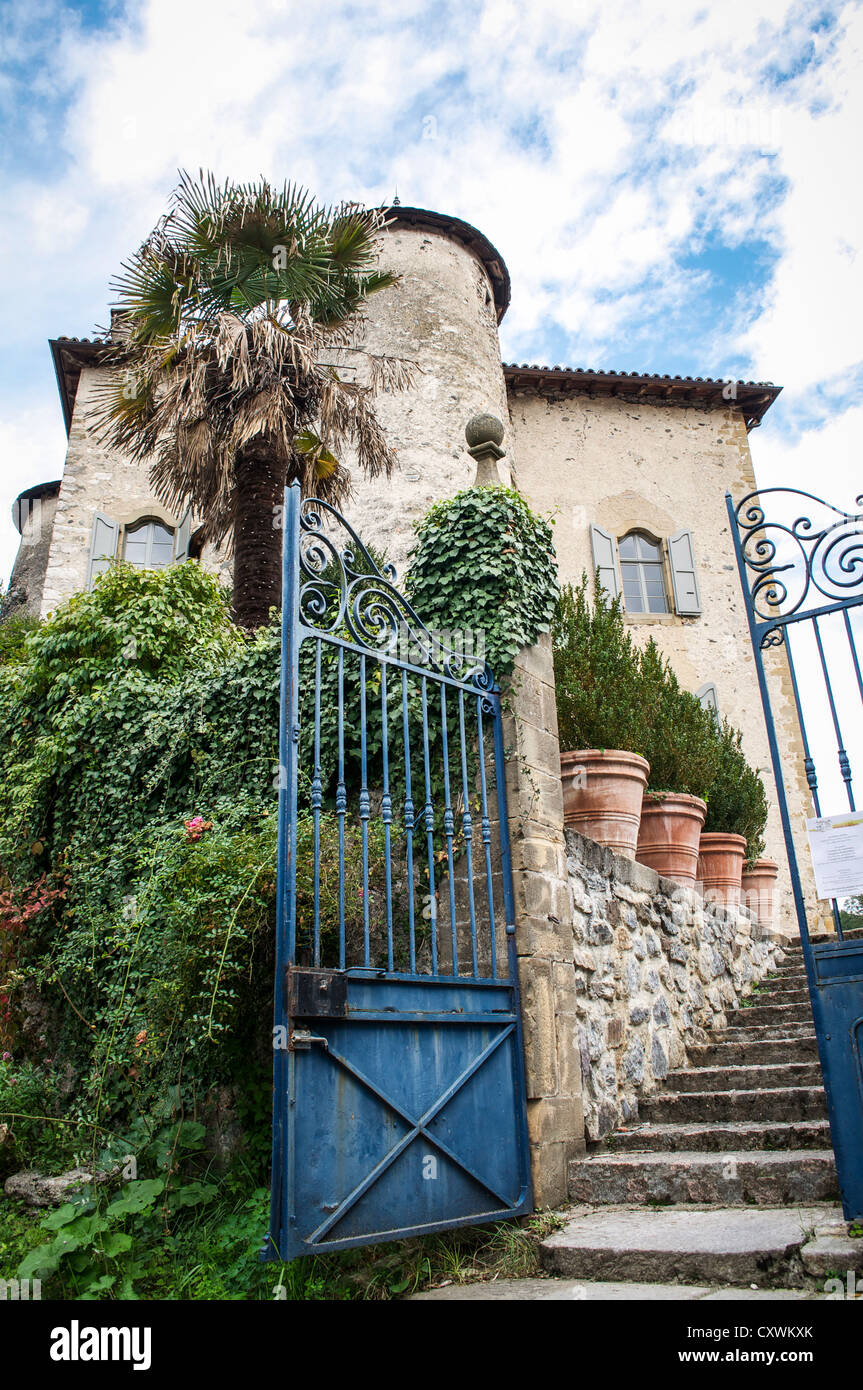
[0,0,861,588]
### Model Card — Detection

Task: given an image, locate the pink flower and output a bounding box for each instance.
[184,816,213,842]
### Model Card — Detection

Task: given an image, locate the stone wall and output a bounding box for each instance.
[564,827,789,1143]
[5,487,59,617]
[503,635,585,1208]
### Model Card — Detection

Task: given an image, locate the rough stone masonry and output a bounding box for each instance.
[565,828,789,1143]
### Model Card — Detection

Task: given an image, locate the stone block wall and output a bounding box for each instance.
[565,828,790,1142]
[503,635,585,1208]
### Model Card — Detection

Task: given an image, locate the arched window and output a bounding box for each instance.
[618,531,669,614]
[122,518,176,570]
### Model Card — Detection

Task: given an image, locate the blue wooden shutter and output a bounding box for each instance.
[590,524,620,604]
[174,509,192,562]
[87,513,120,589]
[668,528,701,615]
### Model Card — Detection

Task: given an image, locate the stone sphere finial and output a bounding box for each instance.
[465,413,505,449]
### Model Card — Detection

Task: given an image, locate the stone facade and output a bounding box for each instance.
[564,827,788,1143]
[12,204,823,939]
[506,389,821,936]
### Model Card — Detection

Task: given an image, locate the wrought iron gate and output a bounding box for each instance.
[262,483,532,1262]
[728,486,863,1220]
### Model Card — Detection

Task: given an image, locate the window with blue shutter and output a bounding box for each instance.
[668,528,702,615]
[87,513,120,590]
[174,509,192,562]
[590,524,620,605]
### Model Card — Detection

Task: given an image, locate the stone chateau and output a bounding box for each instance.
[6,204,823,935]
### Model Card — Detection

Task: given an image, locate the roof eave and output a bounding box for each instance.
[503,364,782,429]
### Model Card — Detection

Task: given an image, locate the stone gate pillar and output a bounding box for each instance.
[502,633,585,1207]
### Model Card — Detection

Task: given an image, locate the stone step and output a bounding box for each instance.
[641,1085,827,1124]
[688,1038,818,1066]
[602,1118,833,1153]
[540,1205,840,1287]
[568,1150,839,1206]
[411,1277,828,1301]
[719,1022,816,1043]
[666,1061,822,1093]
[759,986,810,1003]
[731,1001,812,1026]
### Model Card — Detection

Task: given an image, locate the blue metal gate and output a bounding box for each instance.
[728,486,863,1220]
[262,483,532,1261]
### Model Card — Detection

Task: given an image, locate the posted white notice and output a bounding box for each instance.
[805,812,863,899]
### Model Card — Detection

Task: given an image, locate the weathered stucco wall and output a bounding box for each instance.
[39,367,231,616]
[564,827,789,1142]
[336,222,511,574]
[506,390,822,935]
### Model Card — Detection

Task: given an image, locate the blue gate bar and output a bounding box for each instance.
[457,688,479,976]
[475,694,498,980]
[439,682,459,976]
[401,667,417,973]
[336,646,347,970]
[782,625,843,938]
[312,637,322,965]
[379,662,395,972]
[419,675,439,974]
[359,651,371,967]
[812,616,855,811]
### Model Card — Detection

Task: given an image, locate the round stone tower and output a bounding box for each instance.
[5,480,61,617]
[339,206,512,573]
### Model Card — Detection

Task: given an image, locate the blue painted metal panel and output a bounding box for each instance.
[728,486,863,1220]
[263,484,533,1261]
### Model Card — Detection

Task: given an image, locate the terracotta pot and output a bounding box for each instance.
[636,793,707,885]
[560,749,650,859]
[741,858,779,927]
[698,831,747,908]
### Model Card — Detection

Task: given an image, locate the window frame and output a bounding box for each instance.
[617,529,671,616]
[122,517,177,571]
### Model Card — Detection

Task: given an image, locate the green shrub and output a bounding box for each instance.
[637,639,720,800]
[703,718,769,863]
[0,613,40,666]
[552,573,768,846]
[552,573,650,756]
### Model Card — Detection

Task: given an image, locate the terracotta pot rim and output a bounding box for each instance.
[560,748,650,773]
[743,858,779,873]
[699,831,748,849]
[641,792,707,813]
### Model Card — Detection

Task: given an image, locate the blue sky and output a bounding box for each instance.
[1,0,862,586]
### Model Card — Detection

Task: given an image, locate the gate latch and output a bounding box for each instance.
[290,1029,329,1051]
[287,966,348,1019]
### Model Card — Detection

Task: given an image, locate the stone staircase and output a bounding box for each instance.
[538,937,863,1291]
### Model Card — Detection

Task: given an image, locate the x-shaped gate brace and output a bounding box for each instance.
[291,1022,527,1249]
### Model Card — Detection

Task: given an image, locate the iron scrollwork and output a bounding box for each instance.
[732,487,863,631]
[297,498,494,691]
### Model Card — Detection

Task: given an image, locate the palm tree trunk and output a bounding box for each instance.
[232,444,287,630]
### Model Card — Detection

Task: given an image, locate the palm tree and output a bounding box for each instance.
[93,171,412,629]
